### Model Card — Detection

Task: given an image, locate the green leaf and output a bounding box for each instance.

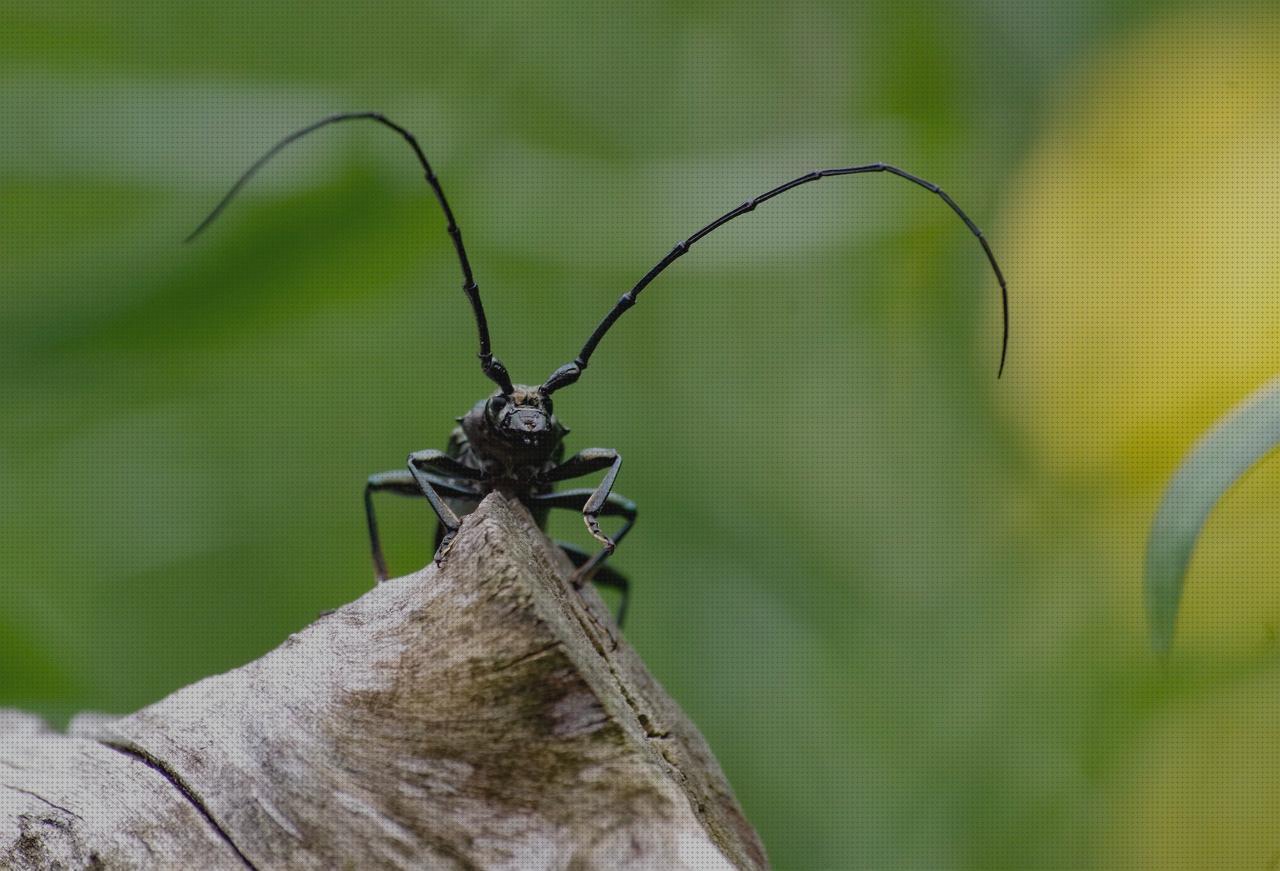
[1147,375,1280,652]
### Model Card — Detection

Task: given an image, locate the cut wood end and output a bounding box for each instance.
[3,492,768,870]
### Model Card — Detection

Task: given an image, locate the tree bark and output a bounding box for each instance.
[0,493,768,870]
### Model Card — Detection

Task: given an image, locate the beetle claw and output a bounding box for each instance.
[434,532,458,566]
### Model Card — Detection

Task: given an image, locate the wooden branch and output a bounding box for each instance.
[1,493,768,869]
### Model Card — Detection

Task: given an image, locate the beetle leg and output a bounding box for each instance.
[366,468,483,581]
[408,450,488,564]
[365,470,419,582]
[541,448,618,484]
[368,458,486,581]
[530,485,635,589]
[406,449,486,480]
[555,540,632,628]
[540,448,623,552]
[532,488,636,554]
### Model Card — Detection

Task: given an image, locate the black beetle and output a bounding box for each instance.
[189,112,1008,626]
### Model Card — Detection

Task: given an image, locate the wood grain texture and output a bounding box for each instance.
[1,493,767,870]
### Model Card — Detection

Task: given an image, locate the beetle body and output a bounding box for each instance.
[360,383,634,618]
[437,390,563,536]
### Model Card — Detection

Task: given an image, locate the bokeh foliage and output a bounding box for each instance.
[4,2,1279,868]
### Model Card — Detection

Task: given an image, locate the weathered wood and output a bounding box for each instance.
[1,493,767,869]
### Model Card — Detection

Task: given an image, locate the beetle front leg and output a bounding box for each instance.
[408,449,486,482]
[542,448,623,555]
[367,468,482,581]
[529,486,634,561]
[530,488,636,580]
[408,449,484,564]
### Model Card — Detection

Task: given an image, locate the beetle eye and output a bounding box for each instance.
[489,394,509,415]
[543,397,553,415]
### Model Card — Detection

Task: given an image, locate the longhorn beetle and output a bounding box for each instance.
[188,112,1009,627]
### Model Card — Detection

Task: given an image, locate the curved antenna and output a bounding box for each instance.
[541,163,1009,395]
[187,112,514,394]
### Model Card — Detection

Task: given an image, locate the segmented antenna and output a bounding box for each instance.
[541,163,1009,395]
[187,112,514,394]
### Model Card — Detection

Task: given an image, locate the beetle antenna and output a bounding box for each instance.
[187,112,514,394]
[541,163,1009,395]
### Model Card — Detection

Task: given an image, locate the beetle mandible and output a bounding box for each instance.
[188,112,1009,627]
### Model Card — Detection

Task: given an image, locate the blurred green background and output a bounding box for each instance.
[5,1,1280,868]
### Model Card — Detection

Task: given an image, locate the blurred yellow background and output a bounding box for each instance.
[998,11,1280,866]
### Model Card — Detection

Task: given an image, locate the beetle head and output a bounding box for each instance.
[484,385,563,449]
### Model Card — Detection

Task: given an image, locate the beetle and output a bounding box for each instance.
[188,112,1009,627]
